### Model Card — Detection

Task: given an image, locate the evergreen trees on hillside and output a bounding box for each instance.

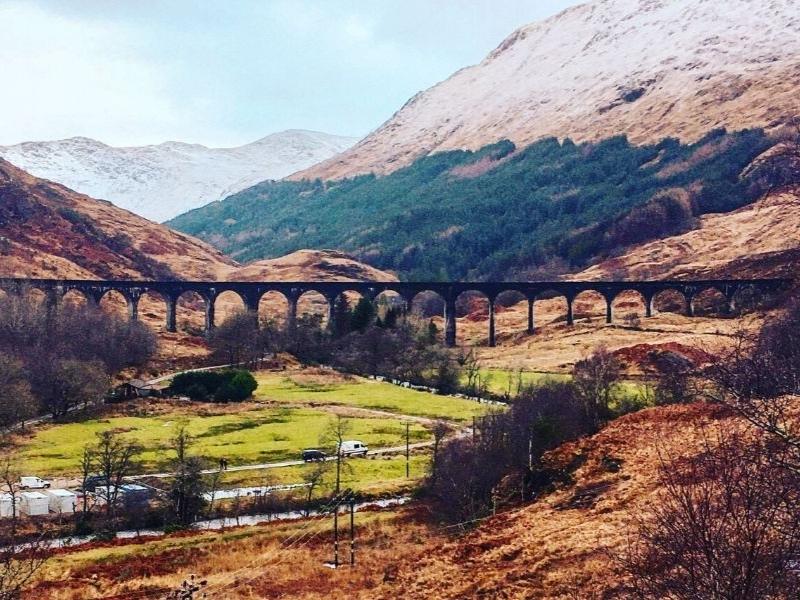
[169,129,779,280]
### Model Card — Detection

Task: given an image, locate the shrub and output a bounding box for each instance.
[168,369,257,403]
[621,432,800,599]
[425,380,594,523]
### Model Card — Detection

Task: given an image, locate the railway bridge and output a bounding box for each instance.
[0,277,790,347]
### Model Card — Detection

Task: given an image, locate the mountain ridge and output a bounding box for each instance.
[0,157,235,281]
[290,0,800,181]
[0,129,358,222]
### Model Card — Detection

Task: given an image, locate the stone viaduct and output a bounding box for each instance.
[0,277,790,348]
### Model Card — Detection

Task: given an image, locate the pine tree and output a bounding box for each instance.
[350,298,376,332]
[331,295,351,338]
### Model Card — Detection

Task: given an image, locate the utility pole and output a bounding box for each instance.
[528,435,533,471]
[335,447,341,494]
[350,499,356,566]
[334,504,340,569]
[405,422,410,478]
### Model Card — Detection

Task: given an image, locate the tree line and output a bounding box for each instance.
[0,290,156,427]
[207,297,462,395]
[169,126,799,280]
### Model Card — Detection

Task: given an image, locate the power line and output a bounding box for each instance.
[198,491,354,598]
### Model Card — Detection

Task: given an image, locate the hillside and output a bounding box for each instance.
[169,128,784,280]
[0,158,234,280]
[292,0,800,181]
[22,402,742,599]
[576,187,800,280]
[0,130,357,222]
[229,249,398,282]
[363,403,737,599]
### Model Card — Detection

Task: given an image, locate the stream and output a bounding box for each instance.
[10,495,410,551]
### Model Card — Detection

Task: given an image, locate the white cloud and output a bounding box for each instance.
[0,2,192,145]
[0,0,583,146]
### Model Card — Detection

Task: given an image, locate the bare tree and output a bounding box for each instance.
[301,460,329,516]
[704,302,800,471]
[572,345,623,430]
[458,350,482,395]
[0,438,49,600]
[78,445,95,517]
[321,416,352,495]
[208,310,260,366]
[0,355,36,431]
[620,430,800,599]
[32,359,108,418]
[426,420,451,485]
[167,425,208,528]
[93,431,140,526]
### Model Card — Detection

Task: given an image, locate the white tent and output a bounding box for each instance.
[19,491,49,516]
[45,489,77,514]
[0,493,16,518]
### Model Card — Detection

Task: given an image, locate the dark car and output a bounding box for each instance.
[80,475,109,492]
[302,449,327,463]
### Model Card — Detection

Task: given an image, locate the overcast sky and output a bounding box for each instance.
[0,0,582,147]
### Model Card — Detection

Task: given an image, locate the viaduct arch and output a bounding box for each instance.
[0,277,789,348]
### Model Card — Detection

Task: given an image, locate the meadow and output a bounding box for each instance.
[464,368,645,400]
[217,453,432,496]
[253,369,488,422]
[15,406,429,477]
[14,369,485,479]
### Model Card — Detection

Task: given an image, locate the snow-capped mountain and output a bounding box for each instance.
[293,0,800,181]
[0,130,358,221]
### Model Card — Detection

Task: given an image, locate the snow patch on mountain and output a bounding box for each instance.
[293,0,800,181]
[0,130,358,221]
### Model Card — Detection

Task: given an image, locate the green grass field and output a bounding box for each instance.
[253,371,488,422]
[218,453,431,496]
[15,369,489,484]
[470,369,569,396]
[16,406,430,477]
[472,368,645,400]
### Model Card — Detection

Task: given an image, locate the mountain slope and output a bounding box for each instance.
[229,249,397,283]
[169,128,780,280]
[0,130,357,222]
[365,403,736,599]
[576,187,800,281]
[0,158,235,280]
[292,0,800,181]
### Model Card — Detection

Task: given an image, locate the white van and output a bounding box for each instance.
[338,440,369,457]
[19,476,51,490]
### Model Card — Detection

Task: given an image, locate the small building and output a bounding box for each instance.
[108,379,159,403]
[19,491,49,516]
[94,484,153,506]
[0,493,16,518]
[119,484,153,505]
[45,488,77,515]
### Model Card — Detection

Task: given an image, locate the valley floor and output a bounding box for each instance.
[22,402,737,599]
[9,300,768,599]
